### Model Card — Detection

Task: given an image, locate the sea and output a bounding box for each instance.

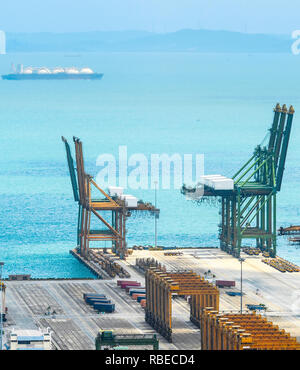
[0,51,300,278]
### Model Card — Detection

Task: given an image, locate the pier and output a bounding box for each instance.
[3,247,300,350]
[2,104,300,350]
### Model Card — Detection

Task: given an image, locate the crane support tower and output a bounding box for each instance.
[182,104,295,258]
[62,137,159,260]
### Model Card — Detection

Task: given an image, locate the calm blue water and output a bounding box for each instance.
[0,52,300,278]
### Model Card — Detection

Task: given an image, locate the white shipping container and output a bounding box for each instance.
[119,194,138,207]
[125,196,138,207]
[199,174,233,189]
[200,174,224,186]
[108,186,124,196]
[207,177,227,187]
[120,193,132,199]
[211,178,234,190]
[199,174,222,182]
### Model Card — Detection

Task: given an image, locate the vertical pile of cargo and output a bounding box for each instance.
[145,267,219,342]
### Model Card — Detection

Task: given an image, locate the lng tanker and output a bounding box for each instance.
[1,64,103,80]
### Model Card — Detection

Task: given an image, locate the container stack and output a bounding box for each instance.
[83,293,115,313]
[107,186,138,207]
[130,288,146,307]
[199,174,234,190]
[120,194,138,207]
[117,280,141,290]
[108,186,124,197]
[117,280,146,309]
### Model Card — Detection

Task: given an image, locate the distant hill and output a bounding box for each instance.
[6,29,291,53]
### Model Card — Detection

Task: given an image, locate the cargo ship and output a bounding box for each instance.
[1,64,103,80]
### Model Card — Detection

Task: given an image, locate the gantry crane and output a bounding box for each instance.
[145,267,219,342]
[182,104,295,258]
[62,137,159,260]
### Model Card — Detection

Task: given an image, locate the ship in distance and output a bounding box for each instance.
[1,64,103,80]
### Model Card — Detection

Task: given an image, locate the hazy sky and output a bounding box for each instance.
[0,0,299,34]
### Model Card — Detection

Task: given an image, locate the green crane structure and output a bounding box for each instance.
[95,330,159,350]
[182,104,295,258]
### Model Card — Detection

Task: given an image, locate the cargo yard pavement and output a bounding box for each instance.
[4,279,199,350]
[4,247,300,349]
[125,248,300,341]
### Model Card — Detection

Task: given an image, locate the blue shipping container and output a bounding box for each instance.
[83,293,106,300]
[94,303,115,313]
[87,298,111,305]
[83,294,106,301]
[86,296,107,301]
[129,290,146,296]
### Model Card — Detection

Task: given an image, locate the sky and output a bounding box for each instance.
[0,0,299,35]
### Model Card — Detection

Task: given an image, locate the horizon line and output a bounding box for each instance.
[3,28,290,37]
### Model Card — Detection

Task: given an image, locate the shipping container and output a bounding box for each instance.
[132,293,145,300]
[108,186,124,197]
[129,289,146,296]
[125,285,145,293]
[94,303,115,313]
[137,295,146,302]
[87,298,111,305]
[120,282,141,289]
[211,178,234,190]
[83,293,106,300]
[127,286,145,293]
[215,280,235,288]
[199,174,223,186]
[117,280,138,287]
[120,194,138,208]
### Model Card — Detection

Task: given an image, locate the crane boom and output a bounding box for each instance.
[61,136,79,202]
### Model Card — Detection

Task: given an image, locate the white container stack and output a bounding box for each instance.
[124,196,138,208]
[108,186,124,197]
[212,178,234,190]
[107,187,138,207]
[204,175,224,187]
[199,174,234,190]
[120,194,138,207]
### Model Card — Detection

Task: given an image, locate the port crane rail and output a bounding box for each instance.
[62,137,159,260]
[182,104,295,257]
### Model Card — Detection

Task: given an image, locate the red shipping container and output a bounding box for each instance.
[132,293,145,300]
[117,280,137,287]
[120,282,141,289]
[215,280,235,288]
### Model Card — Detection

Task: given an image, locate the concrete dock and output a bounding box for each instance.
[3,247,300,349]
[4,279,198,350]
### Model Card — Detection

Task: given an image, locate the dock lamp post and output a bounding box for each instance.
[0,262,4,350]
[239,258,245,313]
